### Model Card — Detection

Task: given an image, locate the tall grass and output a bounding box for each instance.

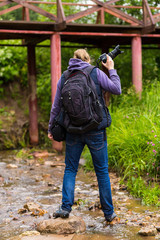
[83,81,160,206]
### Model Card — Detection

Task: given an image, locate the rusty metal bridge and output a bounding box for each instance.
[0,0,160,149]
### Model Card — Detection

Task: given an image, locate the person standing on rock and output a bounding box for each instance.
[48,49,121,223]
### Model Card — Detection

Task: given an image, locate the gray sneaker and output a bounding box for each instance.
[53,207,70,219]
[105,212,117,222]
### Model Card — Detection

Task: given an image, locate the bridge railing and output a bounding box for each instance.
[0,0,160,33]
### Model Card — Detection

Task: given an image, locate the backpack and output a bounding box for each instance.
[61,66,103,134]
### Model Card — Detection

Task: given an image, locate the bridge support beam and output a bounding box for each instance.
[27,45,39,145]
[132,36,142,97]
[50,33,63,151]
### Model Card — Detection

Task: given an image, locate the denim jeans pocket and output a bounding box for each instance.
[86,131,104,150]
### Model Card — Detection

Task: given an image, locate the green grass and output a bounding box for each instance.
[83,81,160,206]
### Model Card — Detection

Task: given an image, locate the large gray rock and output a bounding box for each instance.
[138,226,157,236]
[37,216,86,234]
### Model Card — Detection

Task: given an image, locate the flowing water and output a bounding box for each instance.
[0,150,159,240]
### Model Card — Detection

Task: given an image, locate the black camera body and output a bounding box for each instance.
[96,45,123,67]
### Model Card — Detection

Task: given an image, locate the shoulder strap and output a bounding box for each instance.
[63,70,70,80]
[83,65,99,86]
[82,65,95,76]
[61,69,79,88]
[61,65,96,89]
[60,74,66,90]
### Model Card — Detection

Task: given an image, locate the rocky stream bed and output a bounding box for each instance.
[0,150,160,240]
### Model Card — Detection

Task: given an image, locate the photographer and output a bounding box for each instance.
[48,49,121,223]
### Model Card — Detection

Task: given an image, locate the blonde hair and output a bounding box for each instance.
[73,49,90,63]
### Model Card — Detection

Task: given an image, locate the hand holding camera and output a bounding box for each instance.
[102,55,114,70]
[96,45,123,68]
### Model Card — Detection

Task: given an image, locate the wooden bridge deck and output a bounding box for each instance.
[0,21,160,46]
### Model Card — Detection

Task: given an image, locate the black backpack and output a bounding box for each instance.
[60,66,103,134]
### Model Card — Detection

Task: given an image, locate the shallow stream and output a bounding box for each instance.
[0,150,159,240]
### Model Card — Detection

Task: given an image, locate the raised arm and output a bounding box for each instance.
[97,55,121,95]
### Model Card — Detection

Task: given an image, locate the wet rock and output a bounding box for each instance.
[91,182,98,188]
[37,216,86,234]
[6,164,18,169]
[18,208,27,214]
[44,161,53,166]
[90,190,99,196]
[126,221,138,227]
[139,221,150,227]
[54,156,64,161]
[77,190,90,195]
[29,167,35,170]
[138,226,157,236]
[131,218,138,222]
[47,181,55,187]
[10,231,41,239]
[42,174,51,179]
[15,177,20,180]
[3,218,11,223]
[23,202,47,216]
[24,202,41,212]
[145,216,151,221]
[35,176,43,182]
[88,222,95,228]
[50,162,65,167]
[33,151,49,158]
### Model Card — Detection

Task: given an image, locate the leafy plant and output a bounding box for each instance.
[84,81,160,206]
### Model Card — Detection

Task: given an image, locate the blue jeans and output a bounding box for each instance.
[61,129,114,218]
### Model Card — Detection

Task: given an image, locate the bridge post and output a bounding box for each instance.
[132,36,142,97]
[27,45,39,145]
[50,33,63,151]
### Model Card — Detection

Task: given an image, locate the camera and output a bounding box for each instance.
[96,45,123,67]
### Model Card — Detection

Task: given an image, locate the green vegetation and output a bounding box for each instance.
[83,82,160,206]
